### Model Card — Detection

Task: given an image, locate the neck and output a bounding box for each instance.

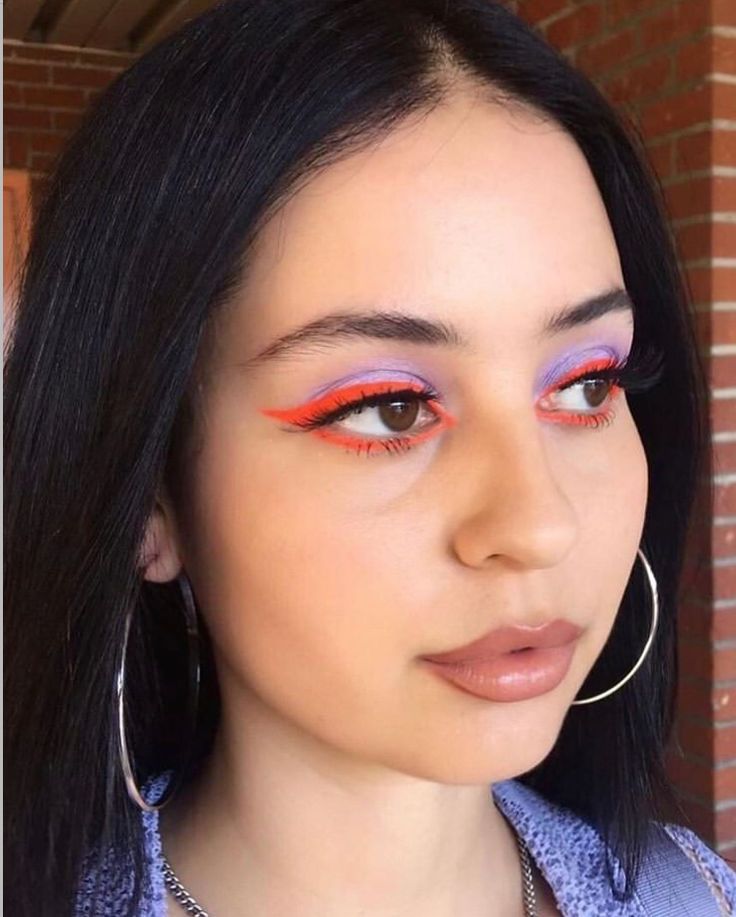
[159,697,531,916]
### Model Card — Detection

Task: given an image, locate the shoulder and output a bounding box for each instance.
[492,778,638,915]
[74,772,170,917]
[492,778,736,916]
[660,821,736,914]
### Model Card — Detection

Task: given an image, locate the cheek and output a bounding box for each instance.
[562,402,648,638]
[180,423,418,737]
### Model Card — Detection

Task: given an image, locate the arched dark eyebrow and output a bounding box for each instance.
[243,287,633,370]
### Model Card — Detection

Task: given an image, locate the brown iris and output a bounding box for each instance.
[377,399,420,433]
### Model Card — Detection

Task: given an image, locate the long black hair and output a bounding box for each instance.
[5,1,712,914]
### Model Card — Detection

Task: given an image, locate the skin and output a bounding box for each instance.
[143,83,648,916]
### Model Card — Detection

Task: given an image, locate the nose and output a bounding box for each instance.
[450,414,578,571]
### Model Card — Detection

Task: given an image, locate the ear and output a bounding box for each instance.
[138,493,184,583]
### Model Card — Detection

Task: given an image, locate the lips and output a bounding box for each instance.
[420,619,583,665]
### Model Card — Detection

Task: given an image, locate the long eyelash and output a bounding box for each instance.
[288,345,665,436]
[559,344,666,393]
[288,383,440,431]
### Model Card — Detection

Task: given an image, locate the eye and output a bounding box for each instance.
[537,348,666,425]
[260,380,457,457]
[546,377,617,413]
[330,391,441,437]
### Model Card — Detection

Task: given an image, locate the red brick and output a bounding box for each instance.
[676,34,712,84]
[716,646,736,682]
[712,356,736,389]
[576,27,637,75]
[29,132,68,155]
[714,177,736,212]
[23,85,85,109]
[714,610,736,645]
[718,764,736,800]
[605,54,672,104]
[667,750,713,799]
[4,107,51,129]
[607,0,663,26]
[665,749,736,800]
[546,2,603,50]
[714,35,736,75]
[640,1,709,55]
[673,797,714,839]
[676,676,736,721]
[4,61,49,83]
[680,636,714,681]
[713,267,736,302]
[675,220,711,261]
[51,66,119,89]
[714,527,736,561]
[646,139,673,180]
[77,50,136,68]
[3,132,29,169]
[715,806,736,842]
[516,0,571,25]
[686,267,713,304]
[679,600,711,640]
[714,82,736,122]
[641,83,710,138]
[675,130,711,174]
[4,83,22,104]
[664,178,710,221]
[711,224,736,258]
[30,152,58,172]
[52,111,84,131]
[716,482,736,514]
[714,441,736,475]
[11,45,79,63]
[693,308,710,341]
[675,715,715,758]
[713,399,736,436]
[714,0,736,28]
[714,559,736,600]
[712,310,736,346]
[686,223,736,260]
[678,717,736,763]
[714,130,736,169]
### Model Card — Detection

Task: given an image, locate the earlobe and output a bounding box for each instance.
[138,499,183,583]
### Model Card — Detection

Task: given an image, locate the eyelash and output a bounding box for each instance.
[270,345,665,458]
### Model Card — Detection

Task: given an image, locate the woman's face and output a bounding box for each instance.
[160,89,647,784]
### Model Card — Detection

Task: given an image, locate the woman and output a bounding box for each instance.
[5,1,735,914]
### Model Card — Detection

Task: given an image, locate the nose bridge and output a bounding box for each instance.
[451,409,578,569]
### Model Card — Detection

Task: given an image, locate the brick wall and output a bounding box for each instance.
[3,40,135,208]
[514,0,736,854]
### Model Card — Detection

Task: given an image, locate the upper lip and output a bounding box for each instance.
[420,619,583,664]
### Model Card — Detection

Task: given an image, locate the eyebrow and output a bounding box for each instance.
[244,287,634,369]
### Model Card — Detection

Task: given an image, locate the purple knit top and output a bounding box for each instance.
[75,771,736,916]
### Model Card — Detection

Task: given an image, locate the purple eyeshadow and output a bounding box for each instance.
[535,342,630,396]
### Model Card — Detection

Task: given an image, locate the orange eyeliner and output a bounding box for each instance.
[261,355,627,456]
[260,379,456,455]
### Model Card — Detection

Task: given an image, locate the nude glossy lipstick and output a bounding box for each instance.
[419,619,582,703]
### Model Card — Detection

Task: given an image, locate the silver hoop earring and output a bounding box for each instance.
[117,573,201,811]
[571,547,659,706]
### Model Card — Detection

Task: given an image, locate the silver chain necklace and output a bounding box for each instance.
[162,834,538,916]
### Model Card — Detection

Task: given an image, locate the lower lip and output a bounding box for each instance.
[421,642,577,703]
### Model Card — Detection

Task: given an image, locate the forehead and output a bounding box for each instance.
[228,88,624,357]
